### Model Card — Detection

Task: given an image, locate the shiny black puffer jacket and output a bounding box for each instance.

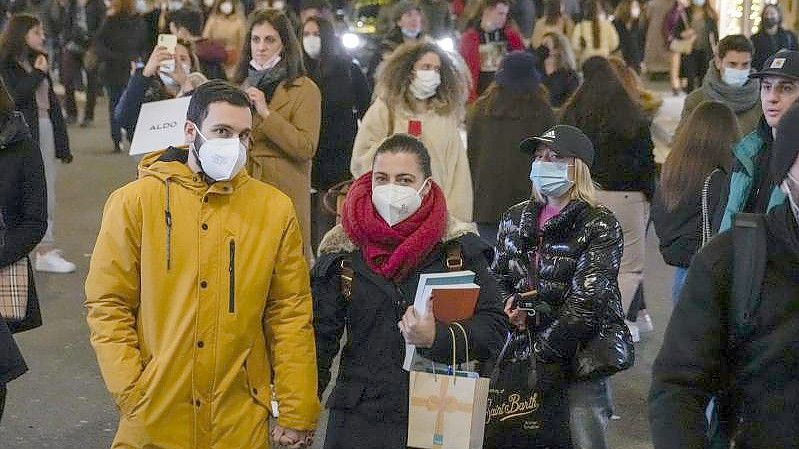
[491,199,629,368]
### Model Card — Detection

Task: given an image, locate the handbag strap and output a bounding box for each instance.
[452,322,470,365]
[701,168,720,247]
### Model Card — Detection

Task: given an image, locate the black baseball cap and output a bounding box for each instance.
[520,125,595,167]
[750,50,799,80]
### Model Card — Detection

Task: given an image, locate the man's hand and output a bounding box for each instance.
[272,425,314,448]
[398,300,436,348]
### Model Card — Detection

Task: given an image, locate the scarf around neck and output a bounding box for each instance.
[341,172,448,282]
[246,62,288,102]
[702,66,761,113]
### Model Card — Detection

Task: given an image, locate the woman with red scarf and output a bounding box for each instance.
[312,134,506,449]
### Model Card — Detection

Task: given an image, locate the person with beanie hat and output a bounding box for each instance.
[493,123,632,449]
[650,100,799,449]
[367,0,426,85]
[715,50,799,232]
[467,50,556,241]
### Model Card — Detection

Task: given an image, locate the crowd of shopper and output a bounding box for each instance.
[1,0,799,448]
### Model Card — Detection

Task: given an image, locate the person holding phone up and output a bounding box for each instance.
[492,125,632,449]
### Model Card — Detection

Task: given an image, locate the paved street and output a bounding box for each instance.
[1,92,682,448]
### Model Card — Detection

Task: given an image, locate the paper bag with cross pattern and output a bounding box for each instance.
[407,370,490,449]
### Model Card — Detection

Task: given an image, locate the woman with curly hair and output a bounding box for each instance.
[351,41,473,222]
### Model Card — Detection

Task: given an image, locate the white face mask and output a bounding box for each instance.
[722,66,750,87]
[219,1,233,14]
[409,70,441,100]
[303,35,322,59]
[203,0,214,6]
[135,0,149,12]
[251,53,281,71]
[192,125,247,182]
[631,5,641,18]
[372,179,429,226]
[159,72,178,88]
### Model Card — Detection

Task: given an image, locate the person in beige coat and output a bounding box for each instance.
[203,0,247,79]
[571,0,619,65]
[237,10,321,258]
[351,42,474,222]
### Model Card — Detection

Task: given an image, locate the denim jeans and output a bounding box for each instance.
[569,377,612,449]
[672,267,689,305]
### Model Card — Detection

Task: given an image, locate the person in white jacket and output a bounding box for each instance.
[351,41,474,222]
[571,0,619,65]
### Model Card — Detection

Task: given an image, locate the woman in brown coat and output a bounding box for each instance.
[237,9,321,258]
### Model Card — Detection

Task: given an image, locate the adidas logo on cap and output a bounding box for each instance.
[541,130,556,141]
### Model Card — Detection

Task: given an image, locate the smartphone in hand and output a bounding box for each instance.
[158,34,178,72]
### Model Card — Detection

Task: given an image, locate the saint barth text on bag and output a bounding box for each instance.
[0,257,30,322]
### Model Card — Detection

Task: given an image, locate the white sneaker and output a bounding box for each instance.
[35,249,76,273]
[625,320,641,343]
[637,310,655,333]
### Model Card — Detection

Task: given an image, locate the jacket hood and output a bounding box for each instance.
[318,216,478,256]
[0,112,31,149]
[733,119,772,176]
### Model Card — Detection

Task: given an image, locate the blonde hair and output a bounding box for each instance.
[375,41,468,117]
[531,158,597,206]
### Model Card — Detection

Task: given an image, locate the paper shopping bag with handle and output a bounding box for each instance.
[407,325,490,449]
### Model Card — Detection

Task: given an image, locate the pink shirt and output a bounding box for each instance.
[538,203,562,230]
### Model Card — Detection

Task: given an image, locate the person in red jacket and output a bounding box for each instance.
[459,0,524,102]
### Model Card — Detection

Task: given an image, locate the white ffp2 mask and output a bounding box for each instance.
[192,125,247,182]
[372,180,429,226]
[303,35,322,59]
[409,70,441,100]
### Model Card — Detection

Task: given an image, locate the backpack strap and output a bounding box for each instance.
[339,256,354,301]
[443,240,464,272]
[729,213,768,348]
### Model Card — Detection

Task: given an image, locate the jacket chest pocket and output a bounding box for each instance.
[228,239,236,314]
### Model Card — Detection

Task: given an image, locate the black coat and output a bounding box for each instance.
[0,316,27,384]
[613,19,645,69]
[491,200,630,367]
[751,27,798,71]
[651,168,727,267]
[650,202,799,449]
[61,0,105,46]
[93,13,146,88]
[0,111,44,334]
[542,69,580,108]
[0,58,71,160]
[305,55,371,190]
[587,123,656,199]
[312,227,507,424]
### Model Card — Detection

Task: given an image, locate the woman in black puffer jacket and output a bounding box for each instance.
[492,125,633,449]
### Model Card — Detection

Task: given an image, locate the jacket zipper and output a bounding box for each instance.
[229,240,236,314]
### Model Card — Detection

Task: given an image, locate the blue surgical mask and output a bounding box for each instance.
[530,161,574,197]
[722,66,750,87]
[692,0,705,6]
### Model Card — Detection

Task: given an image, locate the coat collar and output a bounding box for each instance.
[318,216,477,256]
[518,199,590,239]
[137,146,249,195]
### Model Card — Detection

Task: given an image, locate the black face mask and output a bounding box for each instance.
[763,17,779,28]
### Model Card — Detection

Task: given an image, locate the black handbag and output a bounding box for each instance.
[484,331,572,449]
[572,319,634,381]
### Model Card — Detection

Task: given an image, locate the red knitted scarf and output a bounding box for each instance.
[341,173,448,282]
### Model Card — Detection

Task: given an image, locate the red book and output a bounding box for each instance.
[430,285,480,324]
[408,120,422,137]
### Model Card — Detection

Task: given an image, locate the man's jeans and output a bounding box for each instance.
[569,377,612,449]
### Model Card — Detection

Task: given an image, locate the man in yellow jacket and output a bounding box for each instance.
[85,80,320,449]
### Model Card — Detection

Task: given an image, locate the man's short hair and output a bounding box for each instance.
[717,34,754,60]
[186,80,251,125]
[168,7,204,37]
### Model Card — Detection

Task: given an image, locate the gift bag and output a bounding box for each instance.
[484,331,572,449]
[408,326,490,449]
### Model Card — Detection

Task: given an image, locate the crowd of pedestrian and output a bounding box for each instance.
[0,0,798,447]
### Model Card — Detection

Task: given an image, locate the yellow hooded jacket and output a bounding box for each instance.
[85,148,320,449]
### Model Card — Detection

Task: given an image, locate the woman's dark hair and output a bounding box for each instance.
[560,56,645,141]
[0,14,42,64]
[234,9,306,85]
[467,0,513,29]
[544,0,563,24]
[300,17,342,81]
[761,4,782,28]
[373,134,433,178]
[582,0,605,50]
[660,101,737,210]
[0,77,16,115]
[472,82,554,121]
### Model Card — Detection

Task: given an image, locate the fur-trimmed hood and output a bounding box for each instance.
[318,216,479,257]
